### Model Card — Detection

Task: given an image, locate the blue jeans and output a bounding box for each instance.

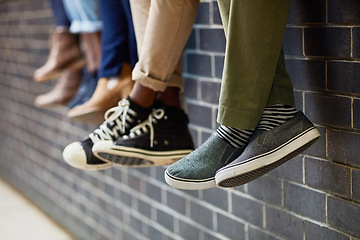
[99,0,138,78]
[49,0,70,27]
[62,0,102,33]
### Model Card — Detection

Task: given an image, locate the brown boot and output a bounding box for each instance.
[33,28,86,83]
[67,63,134,124]
[34,68,82,108]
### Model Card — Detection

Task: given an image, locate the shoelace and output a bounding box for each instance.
[123,108,165,148]
[89,99,136,142]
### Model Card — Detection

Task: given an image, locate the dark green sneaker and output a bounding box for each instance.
[165,133,245,190]
[215,112,320,188]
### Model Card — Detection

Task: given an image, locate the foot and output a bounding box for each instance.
[62,98,151,170]
[67,64,133,124]
[33,28,85,82]
[215,111,320,187]
[34,69,82,108]
[67,69,97,109]
[92,102,194,167]
[165,133,245,190]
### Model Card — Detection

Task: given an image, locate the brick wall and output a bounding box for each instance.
[0,0,360,239]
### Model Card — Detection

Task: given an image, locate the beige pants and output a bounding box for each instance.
[130,0,199,92]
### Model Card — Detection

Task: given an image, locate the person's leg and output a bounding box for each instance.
[99,0,138,78]
[90,0,200,167]
[33,0,85,108]
[60,0,102,110]
[67,0,138,124]
[200,0,294,152]
[62,0,102,72]
[129,61,183,108]
[63,0,199,170]
[33,0,85,82]
[49,0,70,28]
[213,0,319,188]
[217,0,294,130]
[62,0,102,73]
[165,0,319,190]
[129,0,199,108]
[63,0,148,169]
[62,0,102,34]
[126,0,156,107]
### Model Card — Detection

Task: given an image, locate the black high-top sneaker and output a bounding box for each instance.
[62,97,151,170]
[92,102,194,167]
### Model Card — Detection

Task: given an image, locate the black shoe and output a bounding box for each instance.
[62,98,151,170]
[215,111,320,187]
[92,103,195,167]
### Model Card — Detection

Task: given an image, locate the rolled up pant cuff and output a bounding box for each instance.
[132,63,184,92]
[217,104,264,130]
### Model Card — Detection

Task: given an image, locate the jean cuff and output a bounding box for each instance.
[69,20,102,33]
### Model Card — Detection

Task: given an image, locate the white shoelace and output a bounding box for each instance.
[89,99,136,143]
[123,108,165,148]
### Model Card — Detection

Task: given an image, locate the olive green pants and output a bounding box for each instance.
[217,0,295,130]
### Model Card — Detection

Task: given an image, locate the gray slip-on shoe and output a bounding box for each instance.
[215,112,320,188]
[165,133,245,190]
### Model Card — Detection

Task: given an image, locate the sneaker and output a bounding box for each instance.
[164,133,245,190]
[62,98,150,170]
[215,111,320,188]
[92,103,194,167]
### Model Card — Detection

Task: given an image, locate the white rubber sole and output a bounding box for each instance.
[164,170,216,190]
[93,141,193,167]
[215,127,320,186]
[63,142,113,171]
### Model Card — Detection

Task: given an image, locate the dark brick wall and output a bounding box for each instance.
[1,0,360,239]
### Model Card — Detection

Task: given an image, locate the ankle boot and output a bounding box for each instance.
[33,28,86,82]
[34,68,82,108]
[67,63,134,124]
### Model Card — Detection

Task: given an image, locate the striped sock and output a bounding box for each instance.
[216,125,254,148]
[257,105,297,131]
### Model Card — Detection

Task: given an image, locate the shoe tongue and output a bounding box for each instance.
[126,96,152,120]
[105,120,117,131]
[152,100,188,123]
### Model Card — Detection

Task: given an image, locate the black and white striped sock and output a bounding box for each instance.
[216,125,254,148]
[257,105,297,131]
